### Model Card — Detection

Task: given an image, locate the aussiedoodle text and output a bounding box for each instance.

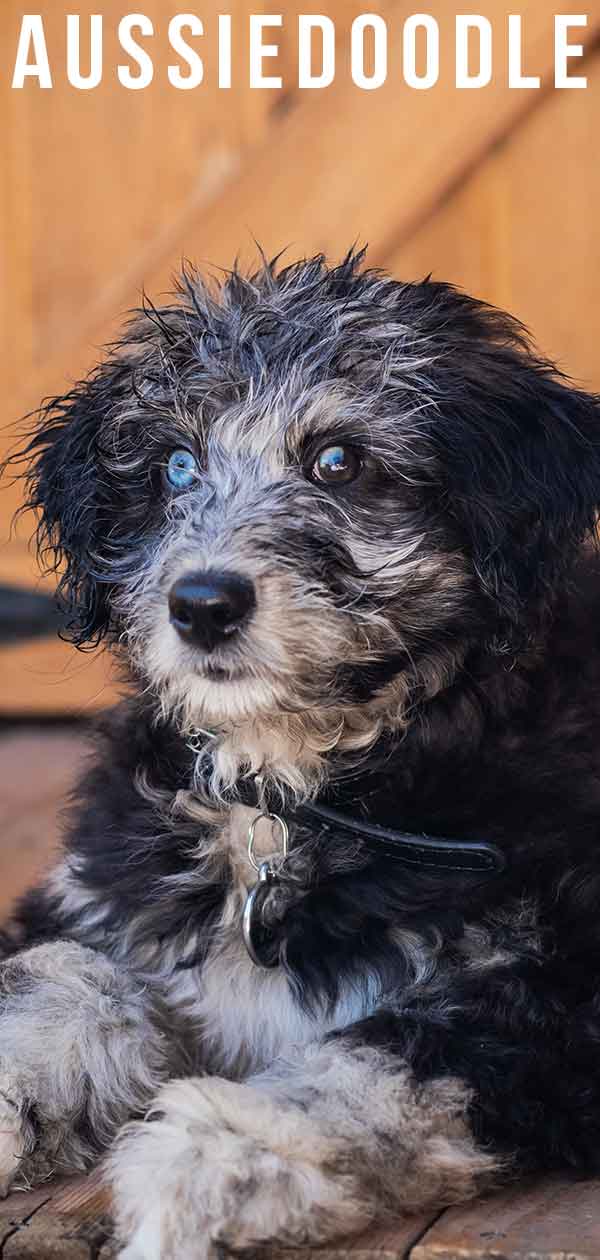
[10,13,591,92]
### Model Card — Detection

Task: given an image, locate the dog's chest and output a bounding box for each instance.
[167,803,378,1077]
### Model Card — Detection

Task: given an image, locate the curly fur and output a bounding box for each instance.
[4,248,600,1256]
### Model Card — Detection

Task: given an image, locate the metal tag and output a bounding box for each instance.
[242,861,280,969]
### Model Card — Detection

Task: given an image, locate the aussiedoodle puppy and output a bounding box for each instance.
[3,249,600,1258]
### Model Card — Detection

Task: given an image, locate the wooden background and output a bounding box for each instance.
[1,0,599,715]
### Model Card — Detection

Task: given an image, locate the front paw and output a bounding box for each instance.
[110,1077,369,1260]
[0,940,170,1193]
[0,1074,35,1197]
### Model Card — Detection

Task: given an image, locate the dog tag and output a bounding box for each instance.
[242,861,280,969]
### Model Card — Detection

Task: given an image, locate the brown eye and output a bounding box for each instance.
[310,444,362,486]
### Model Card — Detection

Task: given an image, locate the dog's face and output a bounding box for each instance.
[17,251,600,764]
[109,369,474,734]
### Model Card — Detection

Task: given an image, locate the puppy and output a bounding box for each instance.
[3,248,600,1259]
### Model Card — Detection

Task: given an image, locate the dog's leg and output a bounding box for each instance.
[110,1040,498,1260]
[0,940,170,1194]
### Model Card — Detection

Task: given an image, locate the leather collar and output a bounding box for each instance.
[235,776,506,876]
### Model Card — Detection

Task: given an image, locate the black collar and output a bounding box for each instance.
[235,777,506,876]
[200,766,507,970]
[295,798,505,874]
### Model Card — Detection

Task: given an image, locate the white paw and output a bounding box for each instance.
[110,1081,227,1260]
[117,1220,162,1260]
[0,1075,29,1197]
[109,1075,365,1260]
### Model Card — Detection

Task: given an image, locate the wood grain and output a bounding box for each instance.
[129,1,600,278]
[272,1222,440,1260]
[412,1177,600,1260]
[388,45,600,391]
[0,1172,114,1259]
[0,0,261,399]
[0,637,120,714]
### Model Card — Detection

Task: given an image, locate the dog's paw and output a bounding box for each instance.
[0,1074,35,1197]
[0,940,170,1190]
[109,1076,369,1260]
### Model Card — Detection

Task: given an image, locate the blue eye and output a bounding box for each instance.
[310,444,362,486]
[166,449,199,490]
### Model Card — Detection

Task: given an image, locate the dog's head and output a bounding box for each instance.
[15,250,600,786]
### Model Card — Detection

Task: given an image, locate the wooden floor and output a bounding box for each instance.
[0,723,93,921]
[1,726,600,1259]
[2,1169,600,1260]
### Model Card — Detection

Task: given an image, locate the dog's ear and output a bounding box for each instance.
[8,355,133,648]
[436,347,600,631]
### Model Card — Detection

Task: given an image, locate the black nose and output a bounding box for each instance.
[168,570,255,652]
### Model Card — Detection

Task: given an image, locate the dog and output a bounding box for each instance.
[3,247,600,1259]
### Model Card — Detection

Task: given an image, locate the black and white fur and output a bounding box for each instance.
[4,249,600,1258]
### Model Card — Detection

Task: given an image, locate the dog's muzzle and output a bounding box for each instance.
[168,569,255,652]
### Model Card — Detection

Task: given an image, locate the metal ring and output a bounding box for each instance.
[247,812,289,873]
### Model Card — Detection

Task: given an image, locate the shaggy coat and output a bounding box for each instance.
[3,250,600,1258]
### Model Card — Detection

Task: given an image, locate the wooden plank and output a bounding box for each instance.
[274,1223,439,1260]
[0,1172,115,1259]
[148,0,600,274]
[0,0,254,400]
[413,1177,600,1260]
[0,0,363,414]
[0,729,91,917]
[387,45,600,391]
[82,0,600,278]
[0,637,120,715]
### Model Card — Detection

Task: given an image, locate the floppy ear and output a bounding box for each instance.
[437,352,600,633]
[9,356,134,648]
